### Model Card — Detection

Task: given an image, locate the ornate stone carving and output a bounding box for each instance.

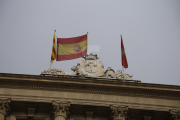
[41,68,66,75]
[82,53,99,60]
[110,106,128,120]
[114,70,133,80]
[41,53,133,79]
[52,101,70,118]
[71,53,104,77]
[170,110,180,120]
[105,69,133,80]
[0,99,11,116]
[105,67,115,78]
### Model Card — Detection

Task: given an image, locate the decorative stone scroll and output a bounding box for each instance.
[52,101,70,118]
[105,67,115,78]
[114,70,133,80]
[0,99,11,117]
[41,53,134,80]
[41,68,66,75]
[105,68,133,80]
[110,106,128,120]
[170,110,180,120]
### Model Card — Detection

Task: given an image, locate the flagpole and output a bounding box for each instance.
[55,29,57,68]
[87,32,88,54]
[121,35,124,72]
[50,61,52,69]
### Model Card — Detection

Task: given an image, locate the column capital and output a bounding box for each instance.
[0,98,11,117]
[170,110,180,120]
[110,105,128,120]
[52,101,70,118]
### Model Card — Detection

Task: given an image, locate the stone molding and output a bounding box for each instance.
[110,105,128,120]
[0,98,11,116]
[170,110,180,120]
[52,101,70,118]
[0,73,180,102]
[0,84,180,100]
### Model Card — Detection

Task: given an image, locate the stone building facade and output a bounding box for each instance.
[0,54,180,120]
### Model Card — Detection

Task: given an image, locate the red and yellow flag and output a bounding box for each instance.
[56,34,87,61]
[121,35,128,68]
[51,32,56,62]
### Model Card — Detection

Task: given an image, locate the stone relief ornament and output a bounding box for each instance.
[105,68,133,80]
[105,67,115,78]
[41,68,66,75]
[169,110,180,120]
[114,70,133,80]
[71,53,104,77]
[41,53,133,80]
[52,102,70,118]
[110,105,128,120]
[0,99,11,117]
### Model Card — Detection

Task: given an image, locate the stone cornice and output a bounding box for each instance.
[0,73,180,100]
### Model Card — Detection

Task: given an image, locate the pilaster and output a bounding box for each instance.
[52,101,70,120]
[110,105,128,120]
[0,99,11,120]
[170,110,180,120]
[86,111,93,120]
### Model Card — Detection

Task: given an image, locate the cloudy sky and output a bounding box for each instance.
[0,0,180,85]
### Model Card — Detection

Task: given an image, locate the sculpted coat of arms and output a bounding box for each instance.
[71,53,104,77]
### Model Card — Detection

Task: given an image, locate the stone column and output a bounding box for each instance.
[170,110,180,120]
[110,106,128,120]
[52,101,70,120]
[86,111,93,120]
[0,99,11,120]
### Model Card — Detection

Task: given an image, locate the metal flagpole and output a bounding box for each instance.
[121,35,124,73]
[50,61,52,69]
[87,32,88,54]
[55,30,57,67]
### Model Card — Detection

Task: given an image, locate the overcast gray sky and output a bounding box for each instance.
[0,0,180,85]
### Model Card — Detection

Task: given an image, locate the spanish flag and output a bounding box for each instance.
[56,34,87,61]
[51,31,56,62]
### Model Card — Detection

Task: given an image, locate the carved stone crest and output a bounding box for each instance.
[72,53,104,77]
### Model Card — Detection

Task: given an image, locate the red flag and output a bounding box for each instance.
[121,35,128,68]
